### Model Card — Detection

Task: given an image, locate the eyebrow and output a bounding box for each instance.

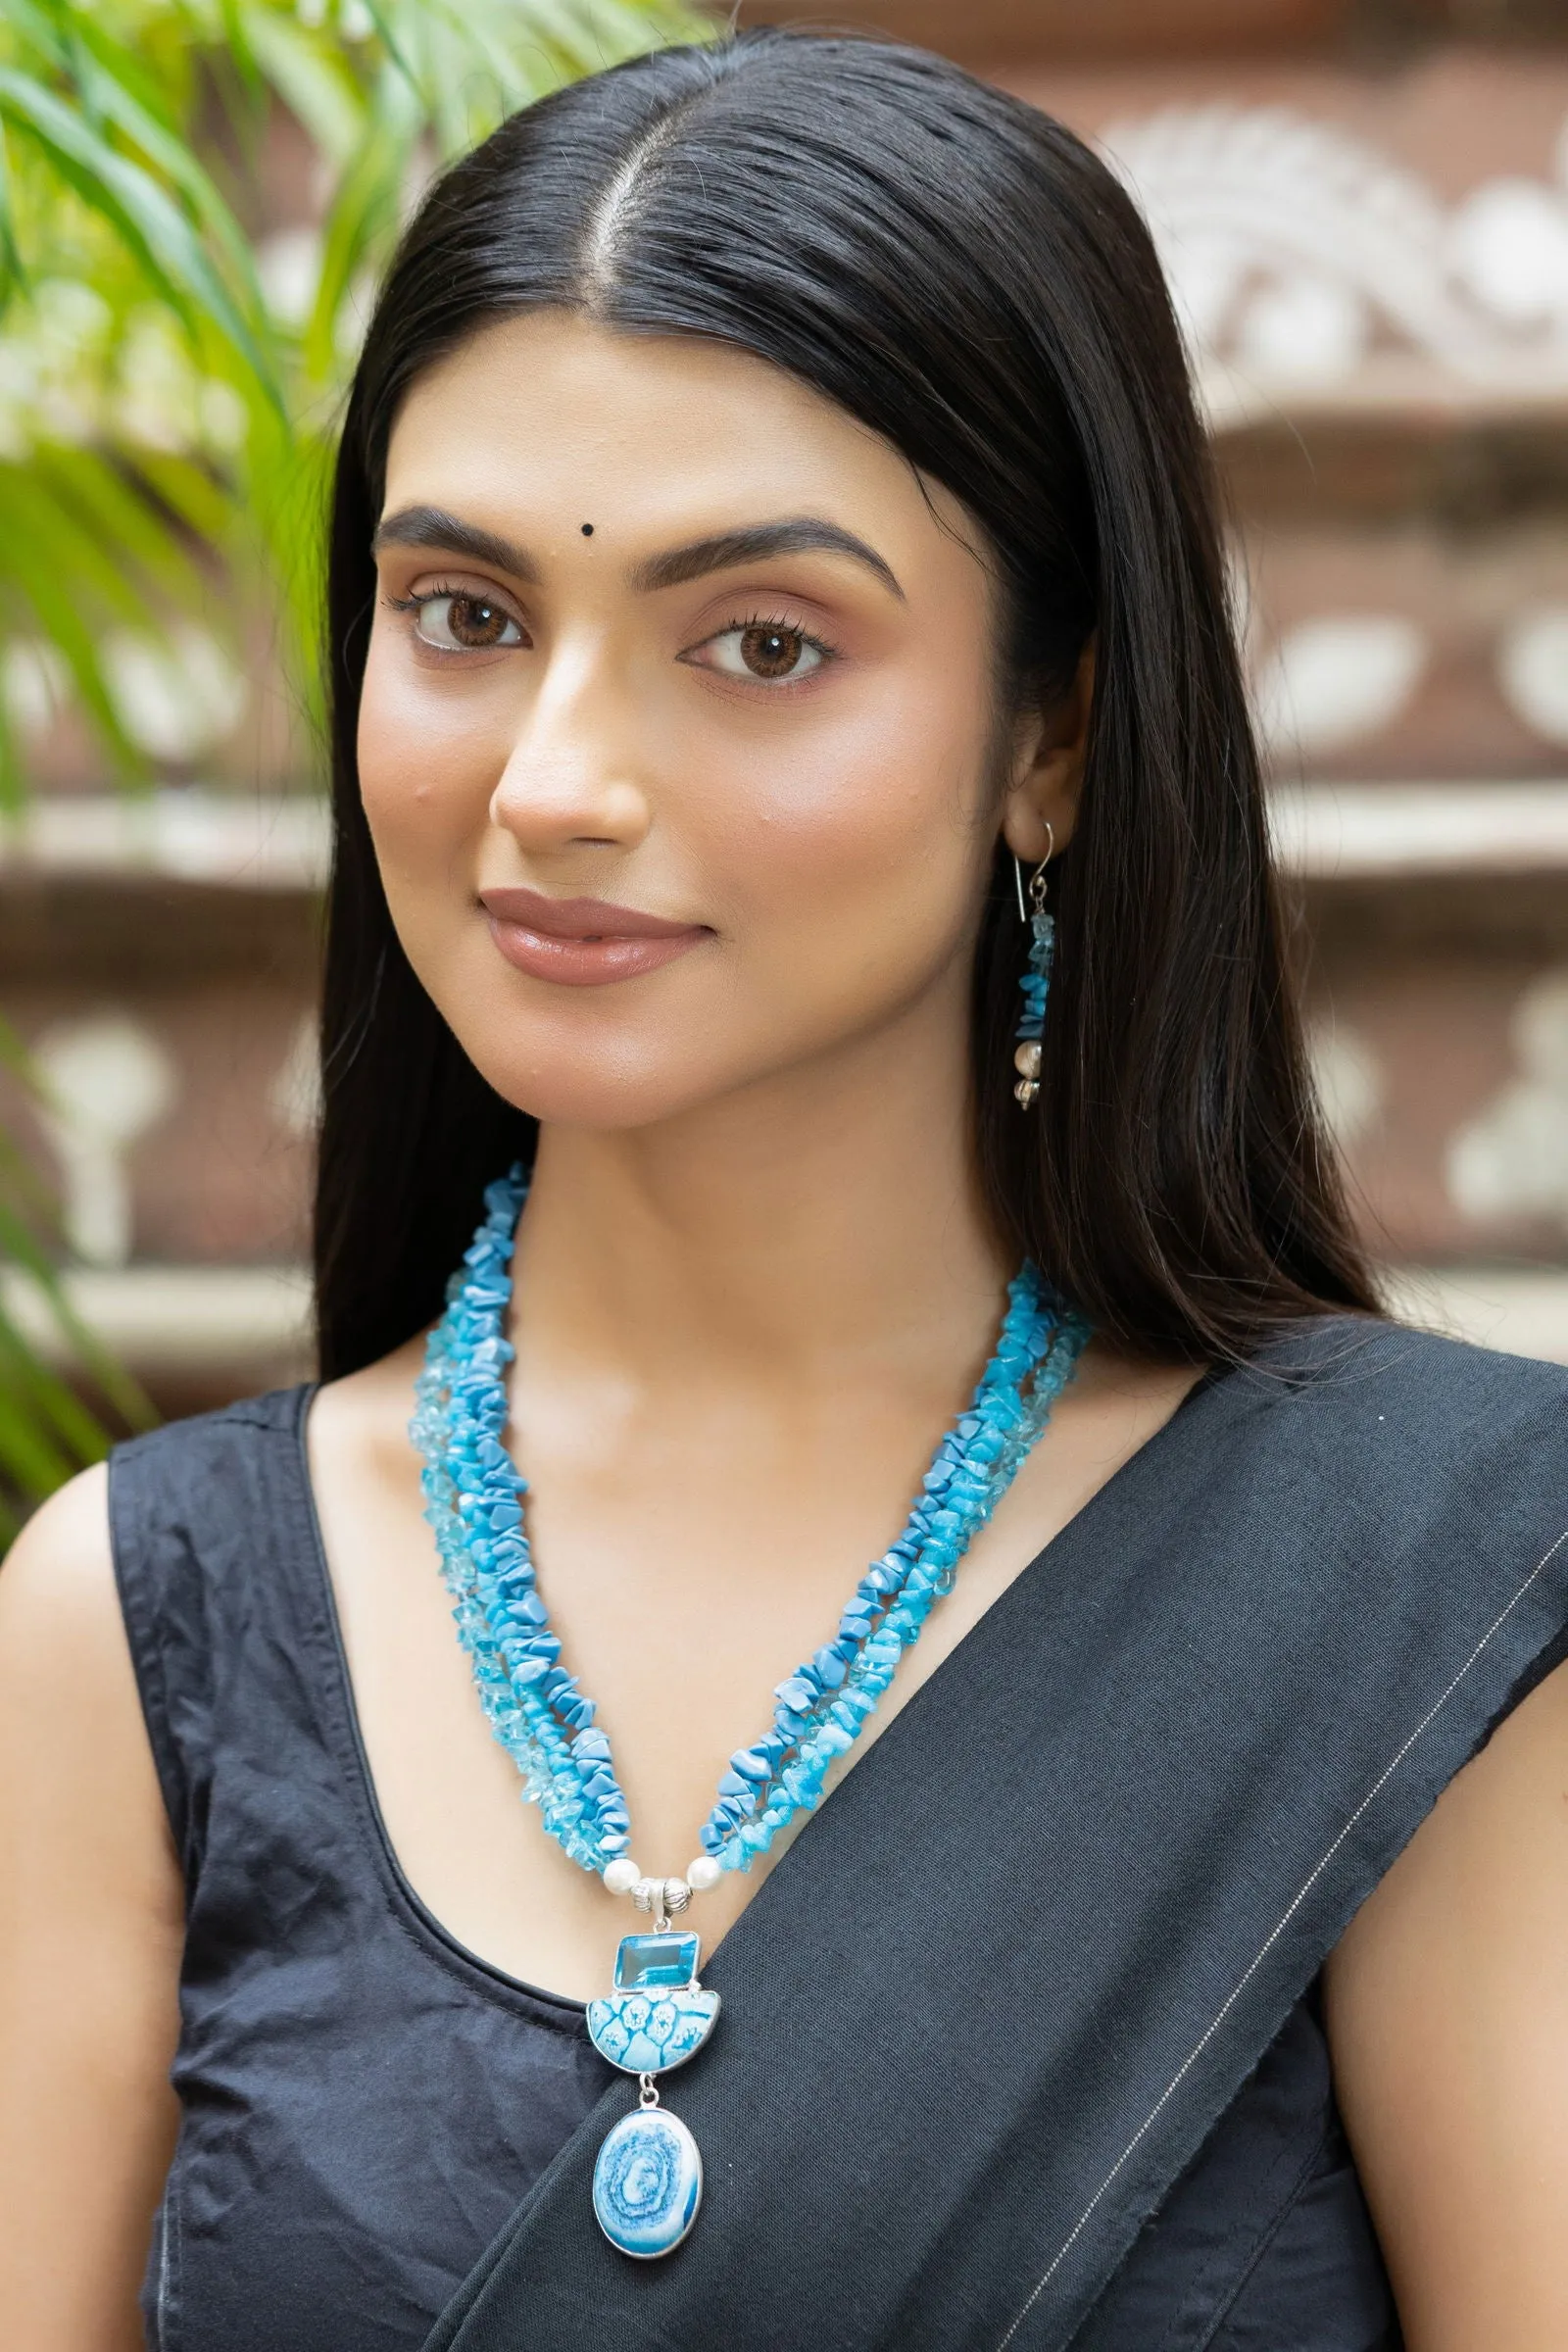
[371,506,904,601]
[629,518,905,601]
[372,506,539,582]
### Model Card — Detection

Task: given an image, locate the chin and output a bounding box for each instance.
[467,1043,732,1133]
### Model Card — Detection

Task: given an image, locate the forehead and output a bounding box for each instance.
[382,309,980,569]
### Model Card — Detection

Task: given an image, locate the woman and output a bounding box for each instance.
[2,28,1565,2351]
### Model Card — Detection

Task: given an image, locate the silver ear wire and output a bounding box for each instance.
[1013,823,1055,925]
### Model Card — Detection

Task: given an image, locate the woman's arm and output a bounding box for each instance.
[1325,1651,1568,2349]
[0,1467,183,2351]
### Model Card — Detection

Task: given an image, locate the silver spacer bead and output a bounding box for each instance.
[1013,1076,1040,1109]
[661,1877,692,1915]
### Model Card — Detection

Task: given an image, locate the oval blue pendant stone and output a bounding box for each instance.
[592,2108,703,2259]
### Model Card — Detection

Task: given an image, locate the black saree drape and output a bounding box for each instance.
[421,1319,1568,2352]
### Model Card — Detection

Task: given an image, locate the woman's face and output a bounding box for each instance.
[360,311,1071,1130]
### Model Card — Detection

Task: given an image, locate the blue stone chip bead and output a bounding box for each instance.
[415,1165,1088,1889]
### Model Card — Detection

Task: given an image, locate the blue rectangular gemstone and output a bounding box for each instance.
[613,1932,700,1990]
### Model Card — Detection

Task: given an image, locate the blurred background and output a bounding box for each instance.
[2,0,1567,1529]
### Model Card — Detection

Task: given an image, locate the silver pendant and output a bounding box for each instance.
[588,1929,720,2260]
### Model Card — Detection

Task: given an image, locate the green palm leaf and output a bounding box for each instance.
[0,68,279,395]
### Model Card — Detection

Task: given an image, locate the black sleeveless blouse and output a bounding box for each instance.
[109,1324,1568,2351]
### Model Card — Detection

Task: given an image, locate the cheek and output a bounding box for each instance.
[706,650,995,961]
[356,632,500,864]
[354,639,520,1026]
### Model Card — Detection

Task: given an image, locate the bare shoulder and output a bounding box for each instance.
[309,1334,426,1466]
[0,1470,136,1897]
[1328,1647,1568,1982]
[0,1460,172,1874]
[0,1469,183,2340]
[1325,1652,1568,2344]
[0,1462,120,1672]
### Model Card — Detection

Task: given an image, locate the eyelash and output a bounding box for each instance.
[699,611,838,675]
[720,609,828,643]
[381,587,840,676]
[383,580,522,636]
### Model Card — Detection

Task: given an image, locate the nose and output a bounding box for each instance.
[488,630,652,859]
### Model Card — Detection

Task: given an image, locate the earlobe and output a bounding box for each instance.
[1004,729,1083,846]
[1002,636,1094,863]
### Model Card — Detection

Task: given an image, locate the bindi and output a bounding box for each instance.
[581,522,595,536]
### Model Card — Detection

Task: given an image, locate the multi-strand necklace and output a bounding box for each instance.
[413,1169,1089,2260]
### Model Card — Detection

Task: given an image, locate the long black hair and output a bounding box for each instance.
[316,27,1377,1377]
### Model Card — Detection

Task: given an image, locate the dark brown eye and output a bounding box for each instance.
[696,620,827,685]
[740,624,806,679]
[416,593,522,652]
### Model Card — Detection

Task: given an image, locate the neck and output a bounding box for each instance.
[512,1004,1010,1397]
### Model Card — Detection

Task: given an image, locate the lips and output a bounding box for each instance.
[479,887,710,988]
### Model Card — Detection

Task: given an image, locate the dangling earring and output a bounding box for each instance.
[1011,823,1054,1111]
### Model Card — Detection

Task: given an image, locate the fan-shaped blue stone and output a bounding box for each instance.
[592,2108,702,2259]
[587,1987,720,2076]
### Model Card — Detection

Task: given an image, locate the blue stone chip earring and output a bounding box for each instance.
[1012,822,1054,1110]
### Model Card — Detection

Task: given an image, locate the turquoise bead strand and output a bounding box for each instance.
[699,1270,1087,1869]
[412,1170,1089,1884]
[413,1173,630,1871]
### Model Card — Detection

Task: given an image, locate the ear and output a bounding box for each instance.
[1000,637,1095,865]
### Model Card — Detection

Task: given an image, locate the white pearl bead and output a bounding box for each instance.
[686,1855,722,1892]
[602,1858,641,1895]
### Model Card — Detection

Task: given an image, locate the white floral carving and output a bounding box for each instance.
[31,1013,177,1267]
[1496,608,1568,747]
[1447,971,1568,1230]
[269,1011,321,1140]
[1251,613,1427,760]
[1100,103,1568,394]
[1307,1016,1383,1150]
